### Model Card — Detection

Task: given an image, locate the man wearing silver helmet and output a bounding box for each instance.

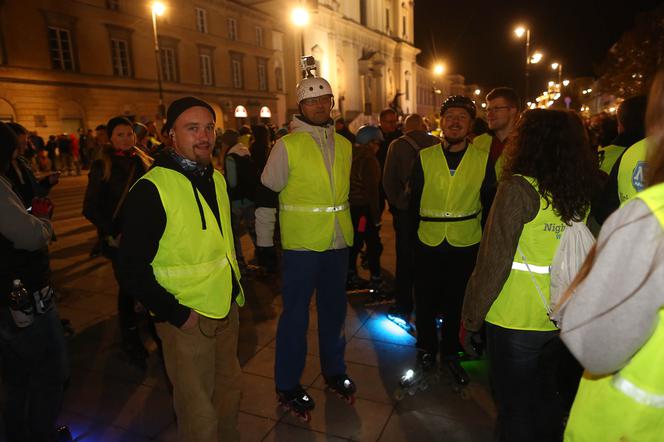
[261,59,356,419]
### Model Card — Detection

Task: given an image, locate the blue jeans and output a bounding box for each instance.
[275,248,349,391]
[0,307,69,442]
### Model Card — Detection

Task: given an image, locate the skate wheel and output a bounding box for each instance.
[393,387,405,401]
[419,380,429,391]
[301,411,312,422]
[460,388,471,400]
[345,394,355,405]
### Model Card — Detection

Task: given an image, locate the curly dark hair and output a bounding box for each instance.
[502,109,600,224]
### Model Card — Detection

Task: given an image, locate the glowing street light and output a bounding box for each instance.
[514,25,537,105]
[151,1,167,120]
[530,52,543,64]
[474,88,481,96]
[514,26,526,38]
[291,6,310,64]
[431,62,446,112]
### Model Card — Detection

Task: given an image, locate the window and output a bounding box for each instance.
[257,58,267,91]
[275,67,283,91]
[255,26,263,47]
[48,27,75,71]
[402,15,407,38]
[405,79,410,100]
[200,54,213,85]
[106,0,119,11]
[360,0,367,25]
[385,8,390,33]
[195,8,208,34]
[227,18,237,41]
[110,38,131,77]
[160,47,178,82]
[230,52,244,89]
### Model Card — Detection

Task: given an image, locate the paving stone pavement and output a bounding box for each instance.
[5,174,497,441]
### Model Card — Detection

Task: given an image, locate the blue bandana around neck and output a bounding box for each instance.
[168,148,207,176]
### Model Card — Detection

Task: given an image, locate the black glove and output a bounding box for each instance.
[459,324,483,359]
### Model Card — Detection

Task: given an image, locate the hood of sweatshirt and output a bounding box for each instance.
[227,143,250,157]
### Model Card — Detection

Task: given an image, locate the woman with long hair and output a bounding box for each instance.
[83,116,152,368]
[461,109,601,441]
[559,70,664,441]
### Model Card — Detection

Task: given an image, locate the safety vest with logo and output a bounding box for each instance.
[597,144,627,175]
[417,142,489,247]
[279,130,354,251]
[140,167,245,319]
[618,138,648,204]
[474,132,504,179]
[485,176,563,331]
[564,183,664,442]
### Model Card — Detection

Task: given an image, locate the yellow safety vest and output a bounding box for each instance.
[279,130,354,251]
[565,183,664,442]
[618,138,648,204]
[597,144,627,175]
[417,142,489,247]
[474,132,504,180]
[485,177,563,331]
[140,167,245,318]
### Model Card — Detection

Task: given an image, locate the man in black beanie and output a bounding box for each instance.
[119,97,246,441]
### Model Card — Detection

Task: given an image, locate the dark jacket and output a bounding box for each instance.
[5,156,52,208]
[118,152,239,327]
[349,144,382,223]
[83,147,150,238]
[383,130,440,211]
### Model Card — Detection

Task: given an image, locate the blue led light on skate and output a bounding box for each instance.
[404,369,414,380]
[379,316,409,337]
[344,379,351,387]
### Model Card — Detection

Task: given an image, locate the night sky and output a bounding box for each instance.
[415,0,662,95]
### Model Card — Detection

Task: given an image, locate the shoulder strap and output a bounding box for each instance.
[112,162,137,221]
[401,134,421,151]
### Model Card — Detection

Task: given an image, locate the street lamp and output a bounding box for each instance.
[474,88,481,96]
[291,6,309,60]
[551,62,563,87]
[432,62,445,115]
[514,26,544,106]
[151,2,166,121]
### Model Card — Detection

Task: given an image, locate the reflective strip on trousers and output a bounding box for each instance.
[511,261,551,274]
[613,374,664,408]
[280,202,349,213]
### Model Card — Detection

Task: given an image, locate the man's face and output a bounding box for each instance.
[486,97,517,132]
[171,106,215,166]
[442,108,472,144]
[380,112,398,134]
[300,95,333,125]
[110,124,135,151]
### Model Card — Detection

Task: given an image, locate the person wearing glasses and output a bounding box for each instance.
[475,87,520,179]
[261,70,356,418]
[405,96,496,387]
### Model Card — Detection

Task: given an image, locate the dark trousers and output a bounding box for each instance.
[349,205,381,277]
[275,249,348,390]
[392,209,415,315]
[487,323,571,442]
[112,257,138,334]
[0,307,69,442]
[414,241,478,358]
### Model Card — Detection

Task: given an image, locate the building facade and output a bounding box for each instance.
[241,0,420,126]
[0,0,284,134]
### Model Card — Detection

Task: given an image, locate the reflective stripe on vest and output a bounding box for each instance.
[140,167,245,318]
[278,130,354,251]
[598,144,627,175]
[280,202,349,213]
[511,262,550,274]
[417,142,489,247]
[612,374,664,408]
[486,176,562,331]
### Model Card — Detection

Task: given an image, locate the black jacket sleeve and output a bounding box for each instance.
[480,158,498,228]
[118,179,191,327]
[591,155,621,225]
[408,155,424,241]
[82,160,109,234]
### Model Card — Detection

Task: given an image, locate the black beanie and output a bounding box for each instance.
[106,116,133,138]
[164,96,215,132]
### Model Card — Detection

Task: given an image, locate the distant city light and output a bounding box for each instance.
[514,26,526,38]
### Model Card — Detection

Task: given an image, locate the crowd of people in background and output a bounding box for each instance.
[2,60,664,441]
